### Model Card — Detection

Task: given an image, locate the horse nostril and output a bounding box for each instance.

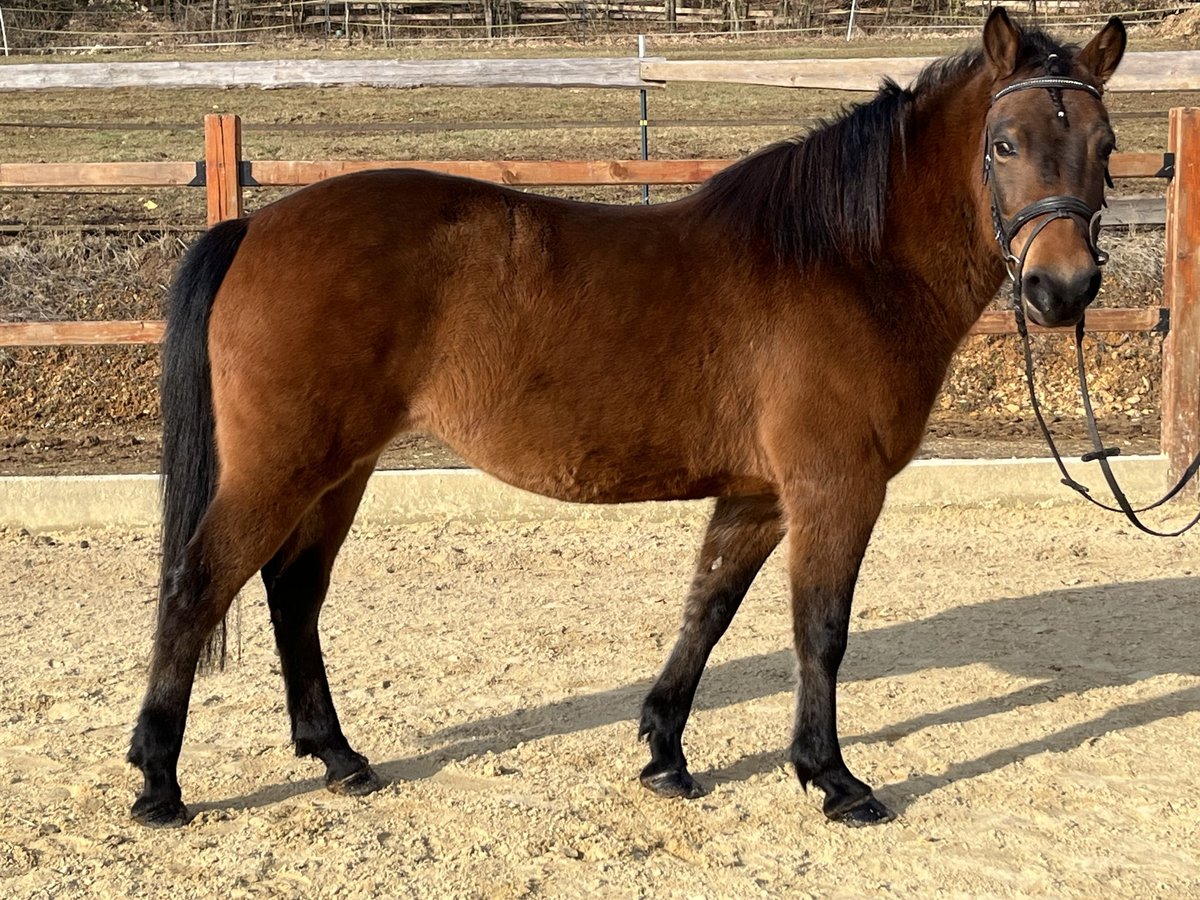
[1021,271,1051,314]
[1061,267,1102,307]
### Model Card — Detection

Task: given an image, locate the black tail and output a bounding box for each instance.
[159,217,248,671]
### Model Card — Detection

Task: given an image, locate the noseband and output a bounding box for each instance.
[984,74,1110,284]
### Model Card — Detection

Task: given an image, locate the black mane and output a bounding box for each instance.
[691,24,1077,268]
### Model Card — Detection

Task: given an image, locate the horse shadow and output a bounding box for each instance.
[195,576,1199,817]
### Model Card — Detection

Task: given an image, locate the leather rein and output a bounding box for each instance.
[985,73,1200,536]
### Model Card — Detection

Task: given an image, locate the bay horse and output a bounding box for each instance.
[129,7,1126,827]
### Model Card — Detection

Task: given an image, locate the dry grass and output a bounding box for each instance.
[0,232,184,322]
[1092,226,1164,307]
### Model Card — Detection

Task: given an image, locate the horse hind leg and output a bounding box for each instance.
[261,459,382,796]
[127,468,341,827]
[639,495,783,798]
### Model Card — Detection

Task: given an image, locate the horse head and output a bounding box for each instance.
[980,7,1126,327]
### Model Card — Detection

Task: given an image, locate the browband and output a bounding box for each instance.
[991,76,1103,106]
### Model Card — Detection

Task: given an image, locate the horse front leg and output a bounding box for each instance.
[639,494,783,798]
[785,480,894,825]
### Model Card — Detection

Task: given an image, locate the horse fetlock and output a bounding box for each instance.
[638,692,688,739]
[790,743,866,795]
[637,701,663,740]
[638,711,687,771]
[125,741,145,769]
[128,708,183,769]
[636,716,653,742]
[293,734,334,759]
[788,742,827,792]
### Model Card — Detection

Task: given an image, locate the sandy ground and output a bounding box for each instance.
[0,501,1197,898]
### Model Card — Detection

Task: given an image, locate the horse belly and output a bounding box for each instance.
[413,357,768,505]
[503,445,763,504]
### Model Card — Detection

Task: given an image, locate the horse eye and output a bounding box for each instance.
[1099,142,1116,159]
[993,140,1016,159]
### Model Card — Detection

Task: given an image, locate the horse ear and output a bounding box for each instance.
[1078,17,1126,87]
[983,7,1021,78]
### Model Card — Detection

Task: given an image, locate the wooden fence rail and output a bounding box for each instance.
[0,152,1174,185]
[643,51,1200,92]
[4,51,1200,92]
[1,112,1196,482]
[0,58,656,91]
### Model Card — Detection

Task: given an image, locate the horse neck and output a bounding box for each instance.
[887,69,1007,346]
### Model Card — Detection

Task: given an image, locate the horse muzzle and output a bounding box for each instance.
[989,190,1108,329]
[1021,263,1102,327]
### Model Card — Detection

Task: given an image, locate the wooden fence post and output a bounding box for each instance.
[1163,107,1200,493]
[204,113,243,226]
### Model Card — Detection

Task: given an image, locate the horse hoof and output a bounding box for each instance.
[640,767,706,799]
[826,794,895,827]
[327,765,384,797]
[131,795,189,828]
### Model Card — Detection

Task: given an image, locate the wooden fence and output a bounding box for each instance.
[0,111,1197,484]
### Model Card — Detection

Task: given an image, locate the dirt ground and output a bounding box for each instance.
[0,501,1197,897]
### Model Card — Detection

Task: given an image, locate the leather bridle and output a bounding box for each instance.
[984,71,1200,536]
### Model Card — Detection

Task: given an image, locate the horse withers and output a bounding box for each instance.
[128,8,1125,826]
